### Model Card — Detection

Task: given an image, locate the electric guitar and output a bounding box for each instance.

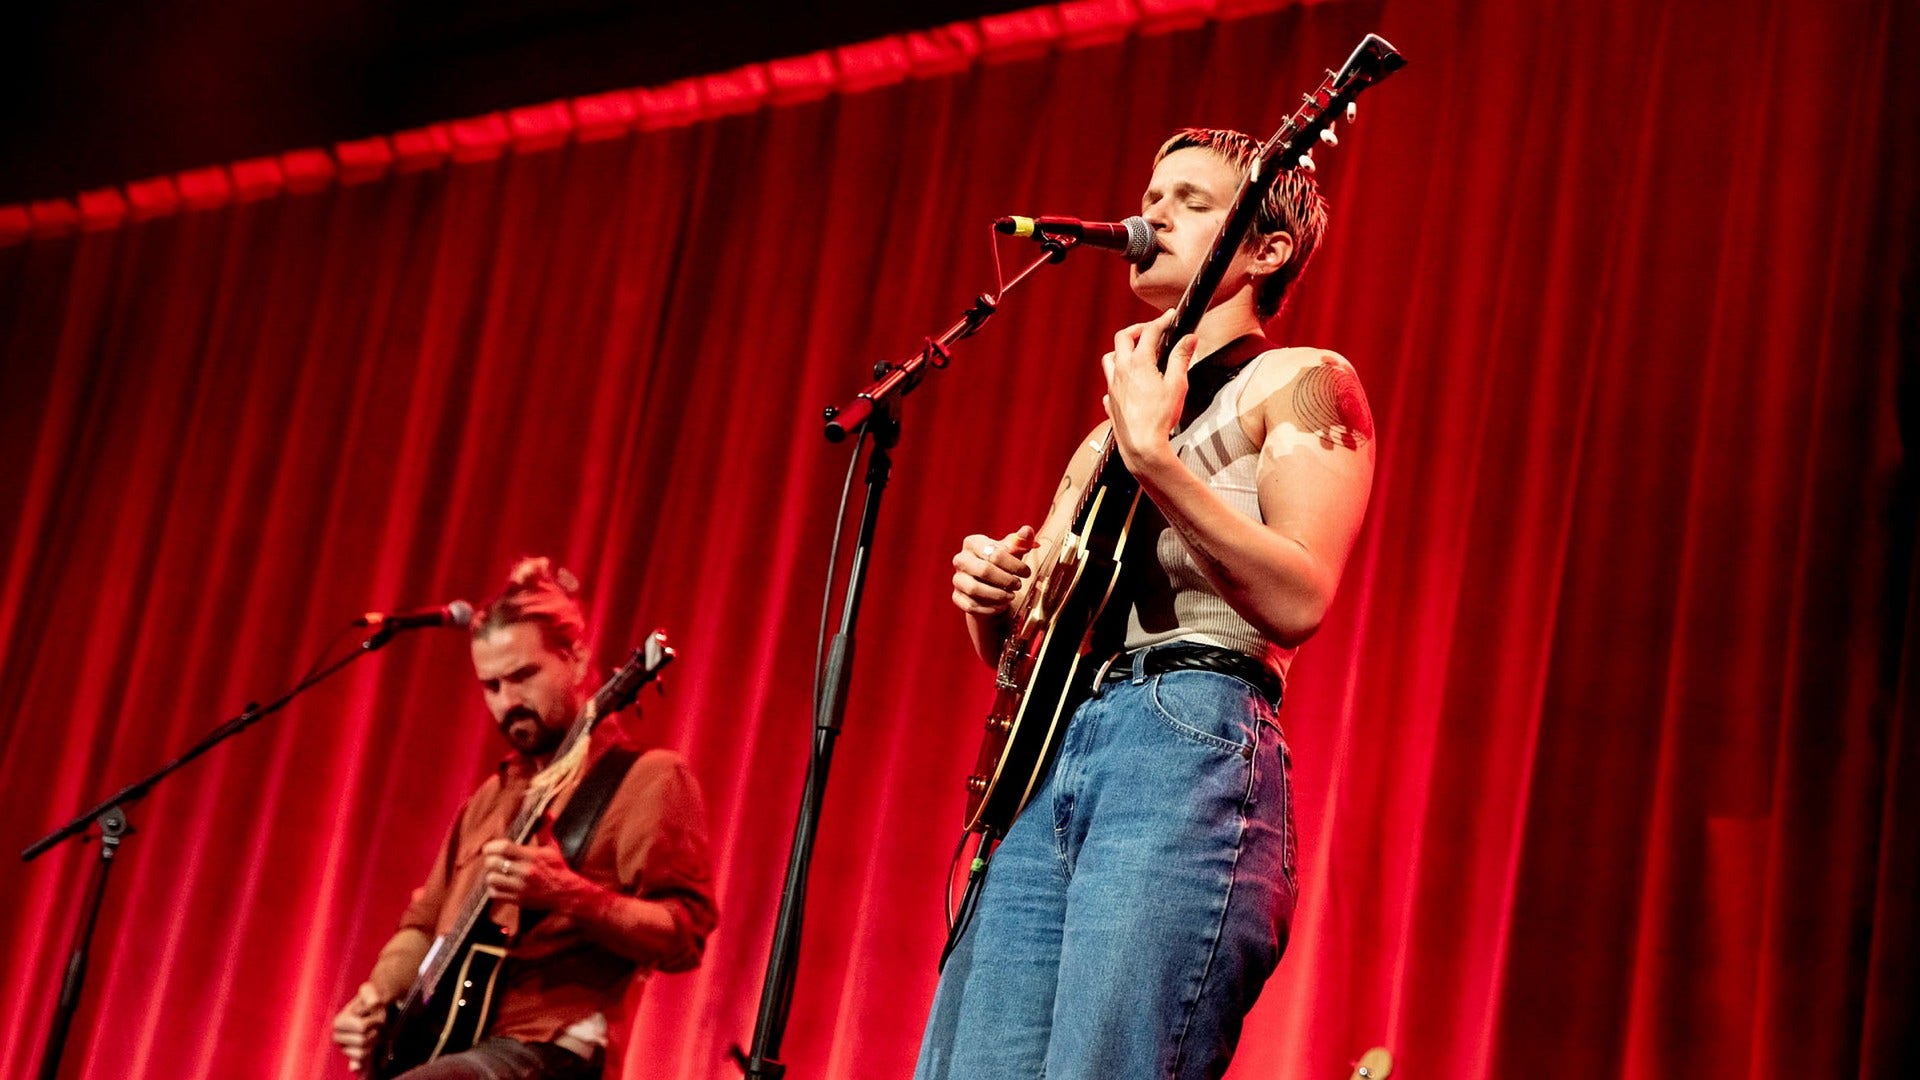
[962,34,1406,836]
[371,631,675,1078]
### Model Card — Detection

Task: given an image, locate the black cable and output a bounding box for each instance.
[813,427,870,716]
[939,830,996,972]
[943,829,971,926]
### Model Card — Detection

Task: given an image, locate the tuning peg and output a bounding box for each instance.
[1297,152,1316,172]
[1320,128,1339,147]
[1346,101,1359,122]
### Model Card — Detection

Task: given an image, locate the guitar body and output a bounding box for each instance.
[374,924,508,1078]
[965,452,1142,836]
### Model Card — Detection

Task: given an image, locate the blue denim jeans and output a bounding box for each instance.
[916,646,1297,1080]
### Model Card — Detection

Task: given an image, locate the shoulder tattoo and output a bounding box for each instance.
[1289,360,1375,450]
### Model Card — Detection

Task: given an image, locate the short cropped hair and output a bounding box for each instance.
[471,555,588,656]
[1155,127,1328,319]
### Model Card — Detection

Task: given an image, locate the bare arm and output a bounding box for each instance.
[366,927,432,1001]
[1105,316,1374,647]
[552,887,691,962]
[334,928,431,1071]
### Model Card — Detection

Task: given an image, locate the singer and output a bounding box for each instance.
[917,128,1377,1079]
[331,557,717,1079]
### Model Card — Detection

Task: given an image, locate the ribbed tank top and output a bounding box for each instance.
[1122,347,1296,687]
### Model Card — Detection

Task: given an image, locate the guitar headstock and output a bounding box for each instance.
[523,630,675,812]
[1348,1046,1394,1080]
[1260,33,1405,177]
[1159,33,1404,368]
[595,629,676,715]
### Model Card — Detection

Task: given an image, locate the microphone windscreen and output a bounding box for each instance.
[446,599,475,628]
[1122,216,1155,263]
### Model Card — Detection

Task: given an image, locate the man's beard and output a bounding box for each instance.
[500,707,565,757]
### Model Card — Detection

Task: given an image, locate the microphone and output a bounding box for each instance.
[354,600,475,631]
[994,215,1156,264]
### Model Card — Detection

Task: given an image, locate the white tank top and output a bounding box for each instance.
[1122,348,1296,687]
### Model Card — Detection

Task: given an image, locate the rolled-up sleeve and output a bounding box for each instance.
[610,751,717,972]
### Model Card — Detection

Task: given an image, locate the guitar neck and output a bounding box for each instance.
[402,780,558,1006]
[1165,34,1405,373]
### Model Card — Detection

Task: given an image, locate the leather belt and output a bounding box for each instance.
[1101,643,1283,707]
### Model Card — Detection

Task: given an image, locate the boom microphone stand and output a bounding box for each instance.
[19,622,415,1080]
[738,236,1073,1079]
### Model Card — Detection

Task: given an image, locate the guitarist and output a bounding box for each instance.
[331,558,717,1078]
[918,129,1376,1079]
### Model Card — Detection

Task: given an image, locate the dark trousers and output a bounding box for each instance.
[395,1038,599,1080]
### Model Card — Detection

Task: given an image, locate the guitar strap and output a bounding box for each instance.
[1099,331,1275,657]
[513,745,640,940]
[551,745,642,867]
[1215,330,1273,373]
[1175,331,1272,432]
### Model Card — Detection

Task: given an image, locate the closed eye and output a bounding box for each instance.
[479,663,542,693]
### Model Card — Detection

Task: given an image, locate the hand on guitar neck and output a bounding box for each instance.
[1100,308,1199,477]
[478,837,592,912]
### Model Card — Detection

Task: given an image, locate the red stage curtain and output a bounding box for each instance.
[2,0,1914,1077]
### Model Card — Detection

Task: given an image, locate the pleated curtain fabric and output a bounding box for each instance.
[0,1,1914,1076]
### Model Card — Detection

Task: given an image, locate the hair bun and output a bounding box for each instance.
[507,555,552,587]
[477,555,589,653]
[505,555,580,597]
